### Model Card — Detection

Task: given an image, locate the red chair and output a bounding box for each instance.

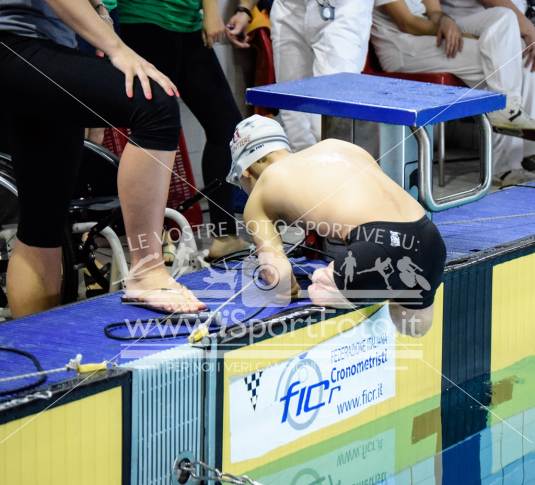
[364,44,466,187]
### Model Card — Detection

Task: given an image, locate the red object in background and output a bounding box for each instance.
[303,232,324,260]
[249,26,277,117]
[246,7,277,117]
[101,127,129,157]
[364,43,465,87]
[101,127,203,228]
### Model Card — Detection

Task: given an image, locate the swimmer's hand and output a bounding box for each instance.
[108,44,179,100]
[226,12,251,48]
[203,0,226,48]
[257,250,297,304]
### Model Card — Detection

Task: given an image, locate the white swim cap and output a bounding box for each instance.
[227,115,290,187]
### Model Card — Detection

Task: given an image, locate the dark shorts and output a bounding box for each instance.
[0,33,180,247]
[333,216,446,309]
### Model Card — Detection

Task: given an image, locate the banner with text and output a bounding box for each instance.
[228,314,396,463]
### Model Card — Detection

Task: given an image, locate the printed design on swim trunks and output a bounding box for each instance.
[244,370,264,411]
[396,257,431,291]
[337,247,430,292]
[332,222,441,306]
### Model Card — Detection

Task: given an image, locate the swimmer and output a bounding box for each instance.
[227,115,447,336]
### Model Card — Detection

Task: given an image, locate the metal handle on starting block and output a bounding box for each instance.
[411,114,492,212]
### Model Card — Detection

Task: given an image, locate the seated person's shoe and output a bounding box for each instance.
[488,98,535,131]
[522,155,535,172]
[492,168,535,187]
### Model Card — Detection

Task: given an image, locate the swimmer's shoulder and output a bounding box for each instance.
[244,171,275,211]
[309,139,376,163]
[243,181,279,222]
[243,185,264,222]
[260,156,294,184]
[249,163,293,213]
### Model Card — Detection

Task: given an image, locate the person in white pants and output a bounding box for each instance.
[226,0,375,151]
[372,0,535,186]
[440,0,535,174]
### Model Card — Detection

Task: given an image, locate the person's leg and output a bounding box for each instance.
[6,119,84,317]
[520,51,535,160]
[122,24,247,257]
[119,23,183,265]
[492,133,524,175]
[455,9,535,178]
[455,8,523,98]
[307,0,372,142]
[177,31,247,256]
[308,0,374,142]
[310,0,374,75]
[7,244,62,316]
[0,35,204,314]
[375,33,525,174]
[389,303,434,337]
[376,33,484,83]
[271,0,317,150]
[78,8,121,146]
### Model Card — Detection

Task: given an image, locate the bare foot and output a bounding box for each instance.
[124,266,207,314]
[208,235,251,260]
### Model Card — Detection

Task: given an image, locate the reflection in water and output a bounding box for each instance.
[250,357,535,484]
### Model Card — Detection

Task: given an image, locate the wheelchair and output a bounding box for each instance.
[0,136,205,320]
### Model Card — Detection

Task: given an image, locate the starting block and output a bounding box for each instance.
[246,73,506,211]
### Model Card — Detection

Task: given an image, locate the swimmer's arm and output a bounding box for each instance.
[244,198,299,298]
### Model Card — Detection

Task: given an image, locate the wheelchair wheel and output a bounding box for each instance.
[0,155,16,314]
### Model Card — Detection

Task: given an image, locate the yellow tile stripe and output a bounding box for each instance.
[0,387,123,485]
[492,253,535,372]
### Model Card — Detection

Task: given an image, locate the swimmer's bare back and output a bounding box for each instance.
[253,139,425,240]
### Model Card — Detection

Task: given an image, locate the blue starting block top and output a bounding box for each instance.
[246,73,506,126]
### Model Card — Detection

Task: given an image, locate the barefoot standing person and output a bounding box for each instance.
[118,0,249,259]
[0,0,205,316]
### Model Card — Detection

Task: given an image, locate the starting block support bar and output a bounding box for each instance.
[411,114,493,211]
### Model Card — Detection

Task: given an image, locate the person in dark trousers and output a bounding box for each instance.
[118,0,249,259]
[0,0,206,316]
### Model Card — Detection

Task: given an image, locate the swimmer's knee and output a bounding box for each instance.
[389,303,433,338]
[130,84,180,151]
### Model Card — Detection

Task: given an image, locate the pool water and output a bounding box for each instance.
[246,356,535,485]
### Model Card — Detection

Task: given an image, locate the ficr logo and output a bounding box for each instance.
[276,355,340,430]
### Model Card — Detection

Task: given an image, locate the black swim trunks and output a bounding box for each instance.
[333,216,446,309]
